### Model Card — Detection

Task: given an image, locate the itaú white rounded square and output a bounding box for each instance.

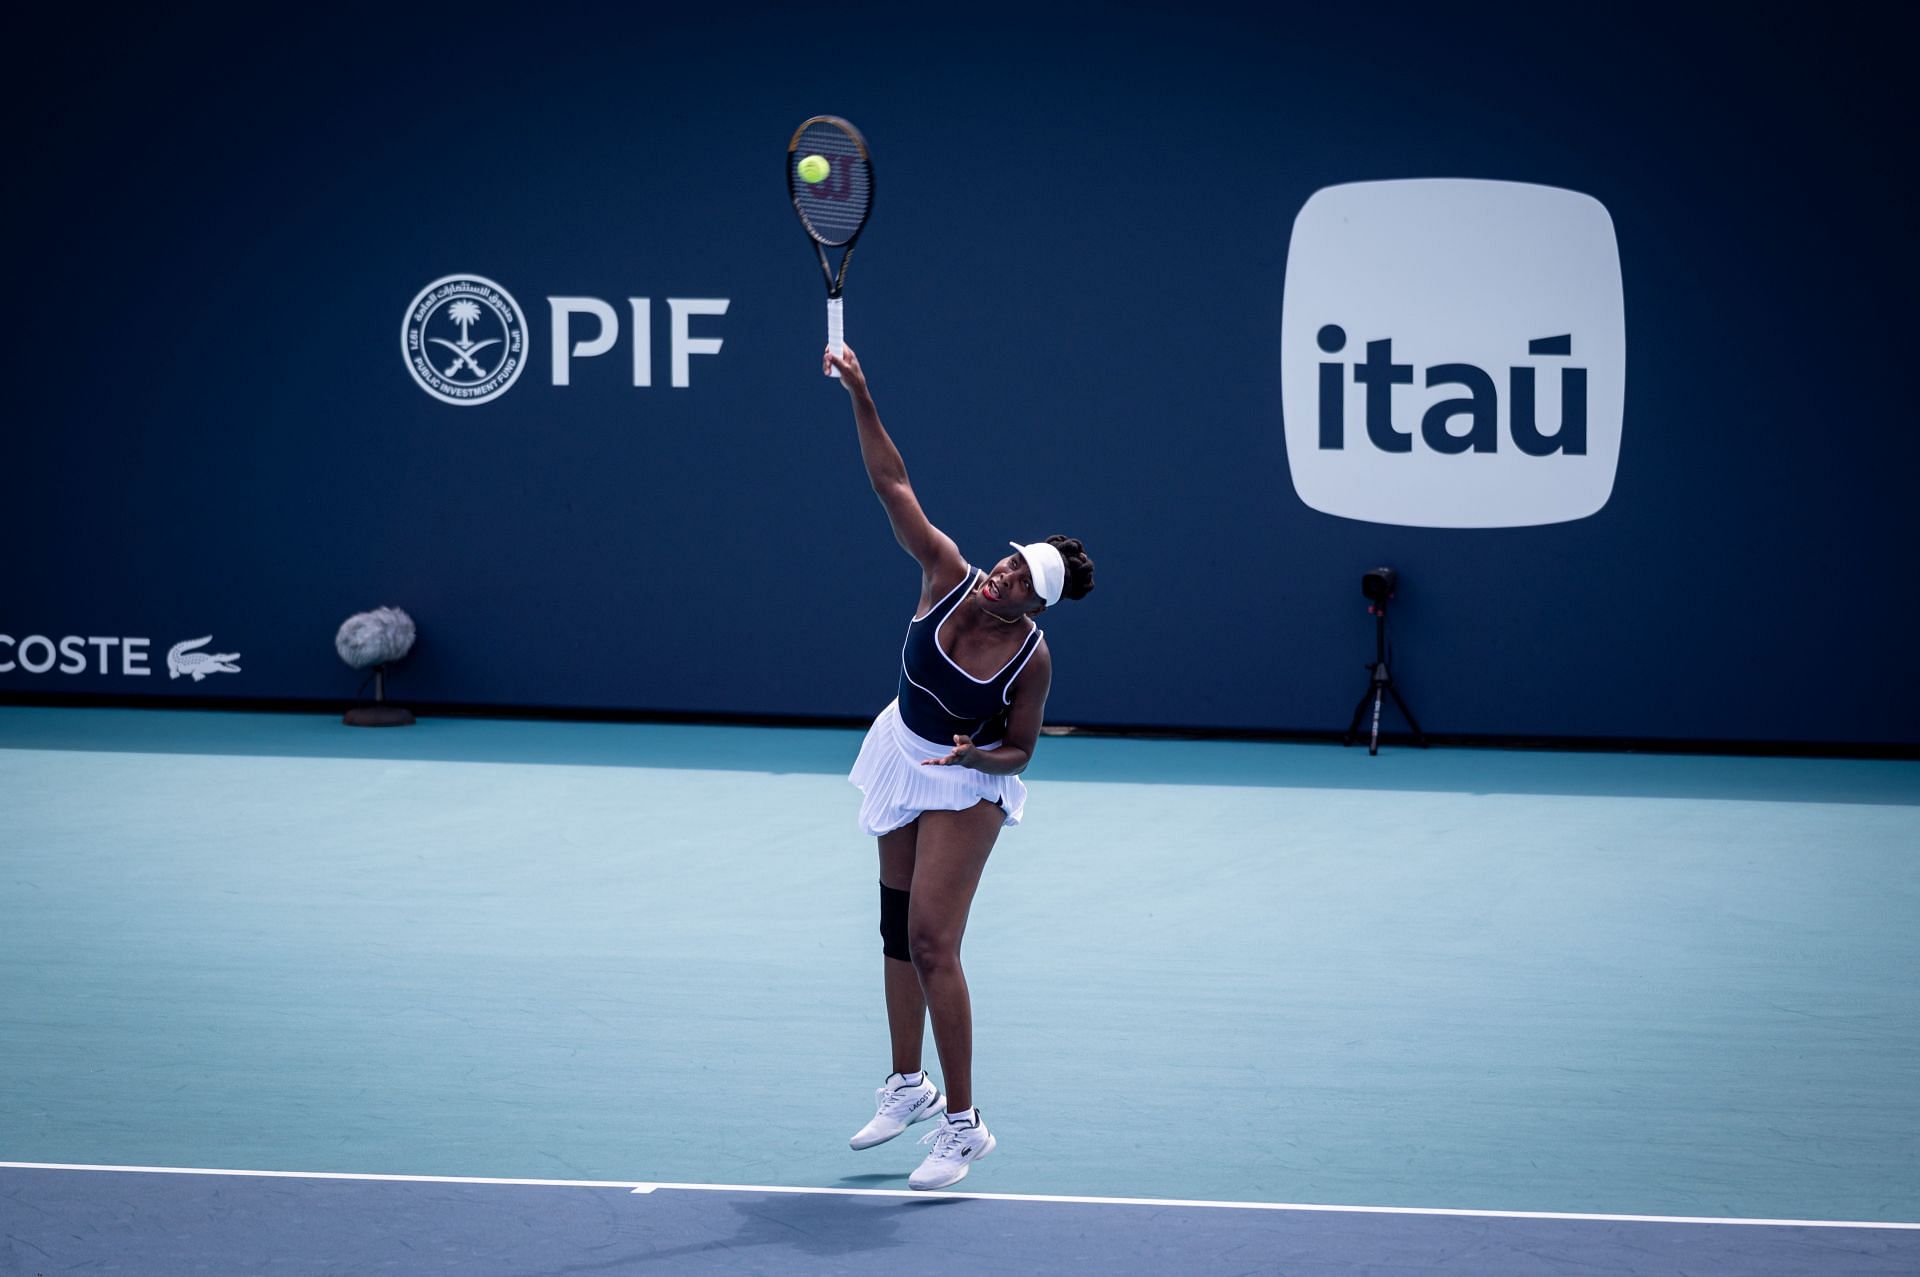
[1281,179,1626,528]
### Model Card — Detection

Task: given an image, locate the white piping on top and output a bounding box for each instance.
[898,571,976,720]
[909,568,977,623]
[935,570,1034,685]
[1000,630,1045,705]
[900,661,969,721]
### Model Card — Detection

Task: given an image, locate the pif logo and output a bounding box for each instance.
[402,274,528,406]
[1280,180,1626,528]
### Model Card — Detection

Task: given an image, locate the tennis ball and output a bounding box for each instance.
[798,154,830,184]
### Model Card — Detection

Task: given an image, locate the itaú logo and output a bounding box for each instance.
[1281,179,1626,528]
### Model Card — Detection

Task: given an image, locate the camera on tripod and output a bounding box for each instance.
[1343,565,1427,754]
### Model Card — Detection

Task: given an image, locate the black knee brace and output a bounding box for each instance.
[879,882,911,962]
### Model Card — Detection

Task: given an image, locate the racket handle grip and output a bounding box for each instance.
[827,297,844,378]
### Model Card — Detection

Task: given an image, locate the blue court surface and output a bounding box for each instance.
[3,706,1917,1273]
[3,1167,1916,1275]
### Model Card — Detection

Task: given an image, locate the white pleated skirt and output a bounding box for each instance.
[848,699,1028,837]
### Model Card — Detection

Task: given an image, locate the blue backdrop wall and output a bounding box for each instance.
[5,3,1914,745]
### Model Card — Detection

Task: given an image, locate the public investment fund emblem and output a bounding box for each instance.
[402,274,528,405]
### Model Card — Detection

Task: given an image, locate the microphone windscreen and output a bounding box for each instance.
[336,607,417,669]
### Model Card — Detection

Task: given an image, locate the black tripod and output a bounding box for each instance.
[1343,596,1427,755]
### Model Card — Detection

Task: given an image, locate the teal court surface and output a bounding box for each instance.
[2,706,1916,1273]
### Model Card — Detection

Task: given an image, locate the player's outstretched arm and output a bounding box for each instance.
[827,344,966,584]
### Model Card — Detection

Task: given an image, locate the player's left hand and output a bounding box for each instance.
[922,735,978,768]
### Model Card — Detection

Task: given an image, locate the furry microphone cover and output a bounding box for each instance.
[335,607,416,670]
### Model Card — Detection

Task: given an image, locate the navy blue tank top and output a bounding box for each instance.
[896,568,1043,748]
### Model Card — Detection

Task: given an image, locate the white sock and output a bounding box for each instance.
[893,1071,925,1088]
[944,1106,977,1126]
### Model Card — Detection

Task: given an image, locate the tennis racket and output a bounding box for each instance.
[787,115,875,378]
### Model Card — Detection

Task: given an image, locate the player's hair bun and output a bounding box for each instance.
[1046,535,1095,601]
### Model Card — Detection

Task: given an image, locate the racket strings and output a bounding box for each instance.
[790,123,873,246]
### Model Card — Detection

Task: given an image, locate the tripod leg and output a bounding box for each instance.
[1344,674,1377,745]
[1369,686,1383,756]
[1386,683,1427,746]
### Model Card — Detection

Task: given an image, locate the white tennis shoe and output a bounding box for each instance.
[908,1111,995,1190]
[849,1073,944,1150]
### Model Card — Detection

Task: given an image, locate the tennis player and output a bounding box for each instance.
[826,343,1094,1190]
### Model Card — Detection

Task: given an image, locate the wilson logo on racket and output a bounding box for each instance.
[800,165,862,202]
[1280,179,1625,529]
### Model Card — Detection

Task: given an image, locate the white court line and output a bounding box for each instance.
[3,1163,1915,1231]
[0,1162,640,1190]
[630,1180,1920,1230]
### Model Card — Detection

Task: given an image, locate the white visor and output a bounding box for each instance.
[1009,540,1066,607]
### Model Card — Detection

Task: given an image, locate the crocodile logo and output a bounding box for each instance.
[167,635,241,681]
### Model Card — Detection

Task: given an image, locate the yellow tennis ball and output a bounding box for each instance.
[798,154,830,184]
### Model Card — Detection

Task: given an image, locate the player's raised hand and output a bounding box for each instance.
[825,343,868,394]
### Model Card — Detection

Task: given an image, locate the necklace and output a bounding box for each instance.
[973,587,1026,625]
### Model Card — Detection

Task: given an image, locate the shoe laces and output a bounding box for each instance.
[875,1081,928,1118]
[918,1120,971,1157]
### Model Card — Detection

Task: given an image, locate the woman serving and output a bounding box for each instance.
[827,343,1095,1190]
